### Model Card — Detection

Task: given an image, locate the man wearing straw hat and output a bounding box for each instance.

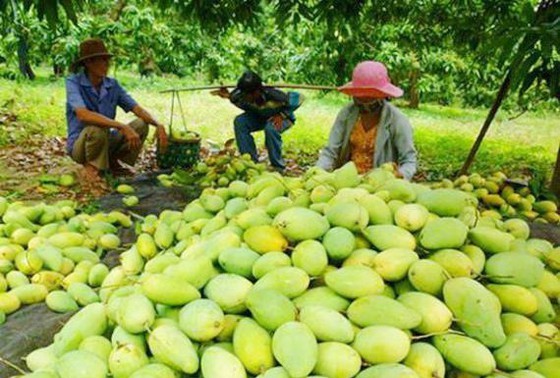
[317,61,417,180]
[65,38,168,180]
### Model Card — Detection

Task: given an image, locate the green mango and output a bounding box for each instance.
[325,202,369,232]
[356,363,419,378]
[219,247,260,278]
[79,335,113,362]
[416,189,478,216]
[141,273,200,306]
[419,217,468,250]
[129,363,178,378]
[403,342,445,378]
[292,287,350,312]
[394,204,429,232]
[342,248,377,268]
[347,295,422,329]
[493,332,541,370]
[332,162,361,189]
[272,322,318,378]
[313,342,361,378]
[233,318,275,375]
[244,225,288,254]
[443,277,506,347]
[322,227,356,261]
[253,267,309,298]
[179,299,225,341]
[373,248,419,282]
[325,265,384,299]
[273,207,330,241]
[292,240,328,277]
[147,325,199,374]
[299,305,354,343]
[246,288,297,331]
[429,249,473,278]
[252,252,292,279]
[461,245,486,275]
[398,292,453,334]
[55,350,108,378]
[432,334,495,376]
[487,284,538,316]
[358,194,394,225]
[352,325,410,364]
[485,252,545,287]
[408,259,449,296]
[204,273,253,314]
[468,226,515,254]
[529,288,556,324]
[501,313,539,336]
[362,225,416,251]
[530,358,560,378]
[108,343,149,378]
[117,293,155,334]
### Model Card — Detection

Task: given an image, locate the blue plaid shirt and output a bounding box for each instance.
[65,73,137,153]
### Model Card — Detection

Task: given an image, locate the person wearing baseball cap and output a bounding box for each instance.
[317,61,417,180]
[212,70,304,171]
[65,38,168,181]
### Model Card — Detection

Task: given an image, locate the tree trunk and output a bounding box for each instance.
[110,0,128,21]
[408,68,420,108]
[53,63,64,77]
[17,34,35,80]
[551,143,560,199]
[459,71,511,176]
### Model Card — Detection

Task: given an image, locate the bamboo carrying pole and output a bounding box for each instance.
[160,83,337,93]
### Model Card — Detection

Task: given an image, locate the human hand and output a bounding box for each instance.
[210,87,230,99]
[392,163,404,178]
[121,124,141,150]
[270,114,285,131]
[156,124,168,153]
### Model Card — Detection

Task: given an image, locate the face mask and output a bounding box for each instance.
[354,98,383,113]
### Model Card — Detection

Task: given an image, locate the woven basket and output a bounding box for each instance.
[156,133,201,169]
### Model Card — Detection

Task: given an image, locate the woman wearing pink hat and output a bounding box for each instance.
[317,61,417,180]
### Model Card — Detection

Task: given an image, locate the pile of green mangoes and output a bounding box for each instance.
[433,172,559,225]
[157,153,268,189]
[0,198,130,322]
[5,162,560,378]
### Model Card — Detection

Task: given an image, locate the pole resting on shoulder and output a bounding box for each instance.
[160,83,337,94]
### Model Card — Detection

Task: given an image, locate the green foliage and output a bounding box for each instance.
[0,0,557,109]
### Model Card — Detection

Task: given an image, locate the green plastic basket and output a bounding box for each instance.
[157,133,201,169]
[157,90,201,169]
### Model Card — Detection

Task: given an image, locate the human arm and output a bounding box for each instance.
[131,105,168,152]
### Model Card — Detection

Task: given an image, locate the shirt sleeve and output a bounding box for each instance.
[393,115,417,180]
[115,81,138,112]
[65,77,86,110]
[317,107,348,171]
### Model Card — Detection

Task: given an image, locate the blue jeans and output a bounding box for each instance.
[234,112,292,169]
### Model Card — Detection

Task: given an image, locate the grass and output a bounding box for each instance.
[1,66,559,184]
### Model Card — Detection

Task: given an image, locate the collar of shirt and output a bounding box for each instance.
[78,73,114,98]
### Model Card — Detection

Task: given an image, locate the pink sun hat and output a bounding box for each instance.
[338,61,403,98]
